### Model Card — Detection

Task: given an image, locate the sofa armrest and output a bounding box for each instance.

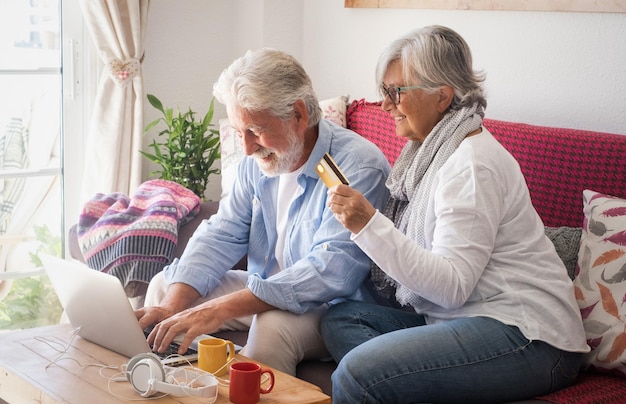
[172,201,220,259]
[174,200,247,269]
[67,223,84,262]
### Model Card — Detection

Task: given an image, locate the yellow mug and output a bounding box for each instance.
[197,338,236,376]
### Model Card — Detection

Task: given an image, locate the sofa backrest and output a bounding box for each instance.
[347,99,406,166]
[346,99,626,228]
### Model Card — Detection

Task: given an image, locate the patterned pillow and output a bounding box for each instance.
[573,189,626,378]
[219,118,244,200]
[319,95,349,127]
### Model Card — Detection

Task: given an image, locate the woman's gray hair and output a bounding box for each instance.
[213,48,322,127]
[376,25,487,111]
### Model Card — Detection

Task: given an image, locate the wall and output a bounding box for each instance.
[301,1,626,133]
[143,0,304,200]
[143,0,626,200]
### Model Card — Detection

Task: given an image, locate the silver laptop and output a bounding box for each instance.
[42,254,210,366]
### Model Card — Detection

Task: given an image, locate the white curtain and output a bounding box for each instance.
[79,0,150,201]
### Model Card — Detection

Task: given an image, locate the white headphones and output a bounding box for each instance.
[126,353,218,399]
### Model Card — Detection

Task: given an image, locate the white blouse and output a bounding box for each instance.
[353,129,589,353]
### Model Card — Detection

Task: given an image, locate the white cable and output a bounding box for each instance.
[167,367,219,404]
[34,327,115,371]
[34,328,221,402]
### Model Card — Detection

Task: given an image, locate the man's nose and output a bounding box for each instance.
[240,132,258,156]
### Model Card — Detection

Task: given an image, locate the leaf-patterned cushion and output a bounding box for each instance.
[574,189,626,378]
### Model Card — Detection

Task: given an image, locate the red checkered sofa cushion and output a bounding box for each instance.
[346,99,626,228]
[346,99,406,166]
[346,98,626,403]
[483,119,626,228]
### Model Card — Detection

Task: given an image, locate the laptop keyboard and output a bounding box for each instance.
[143,326,197,359]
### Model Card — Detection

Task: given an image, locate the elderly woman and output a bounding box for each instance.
[322,25,588,403]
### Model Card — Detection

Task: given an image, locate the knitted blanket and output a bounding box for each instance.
[77,180,200,297]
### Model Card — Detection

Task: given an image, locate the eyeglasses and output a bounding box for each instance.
[381,84,426,105]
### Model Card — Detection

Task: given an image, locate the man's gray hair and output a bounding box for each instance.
[375,25,487,111]
[213,48,322,126]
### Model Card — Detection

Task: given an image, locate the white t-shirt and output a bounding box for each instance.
[273,167,303,274]
[353,129,589,353]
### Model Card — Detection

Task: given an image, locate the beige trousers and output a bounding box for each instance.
[145,270,330,376]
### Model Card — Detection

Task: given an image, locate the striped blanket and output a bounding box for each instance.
[77,180,200,297]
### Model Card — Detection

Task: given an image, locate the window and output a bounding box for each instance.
[0,0,88,330]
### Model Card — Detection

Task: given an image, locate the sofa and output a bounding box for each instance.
[69,98,626,403]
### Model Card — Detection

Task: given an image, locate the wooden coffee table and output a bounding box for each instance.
[0,324,331,403]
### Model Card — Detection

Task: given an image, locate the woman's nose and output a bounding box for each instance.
[381,94,394,112]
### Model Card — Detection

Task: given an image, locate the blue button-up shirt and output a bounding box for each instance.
[163,119,390,314]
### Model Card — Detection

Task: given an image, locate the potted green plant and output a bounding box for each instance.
[141,94,221,200]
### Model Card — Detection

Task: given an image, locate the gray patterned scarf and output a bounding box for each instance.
[370,102,484,308]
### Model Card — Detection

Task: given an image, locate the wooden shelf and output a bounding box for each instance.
[345,0,626,13]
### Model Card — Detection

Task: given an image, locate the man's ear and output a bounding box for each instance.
[293,99,309,128]
[437,85,455,113]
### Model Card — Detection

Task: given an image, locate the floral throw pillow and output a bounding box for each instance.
[573,189,626,378]
[319,95,348,128]
[219,118,244,200]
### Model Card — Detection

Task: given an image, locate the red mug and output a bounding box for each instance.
[229,362,275,404]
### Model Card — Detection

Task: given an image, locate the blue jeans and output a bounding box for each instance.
[321,302,581,404]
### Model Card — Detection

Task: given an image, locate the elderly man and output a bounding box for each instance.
[136,48,390,375]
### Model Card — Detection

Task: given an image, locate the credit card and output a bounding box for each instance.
[315,153,349,188]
